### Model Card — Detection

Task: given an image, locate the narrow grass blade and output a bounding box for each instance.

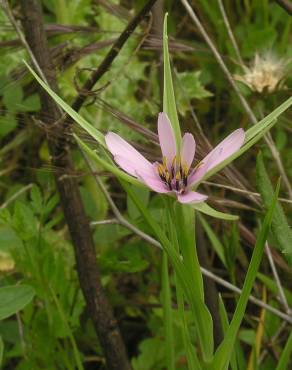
[163,14,181,149]
[161,252,175,370]
[192,202,238,221]
[24,61,105,148]
[198,214,227,267]
[194,96,292,187]
[74,134,142,187]
[0,336,3,367]
[218,295,238,370]
[276,330,292,370]
[211,179,280,369]
[165,200,201,370]
[122,181,213,361]
[256,151,292,265]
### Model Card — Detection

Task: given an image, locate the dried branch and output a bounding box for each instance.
[17,1,132,369]
[71,0,158,113]
[275,0,292,15]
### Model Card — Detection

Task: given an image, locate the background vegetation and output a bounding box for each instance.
[0,0,291,369]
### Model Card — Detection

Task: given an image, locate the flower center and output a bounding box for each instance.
[157,156,189,193]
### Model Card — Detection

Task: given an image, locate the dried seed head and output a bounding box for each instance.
[234,52,289,93]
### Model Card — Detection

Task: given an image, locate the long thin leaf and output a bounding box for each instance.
[74,135,142,187]
[163,14,181,149]
[211,179,280,369]
[256,151,292,265]
[198,214,227,267]
[276,330,292,370]
[192,202,238,221]
[161,252,175,370]
[24,61,105,148]
[122,181,214,361]
[194,95,292,187]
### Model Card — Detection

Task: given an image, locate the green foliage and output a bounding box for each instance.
[0,1,291,369]
[256,152,292,265]
[0,285,35,320]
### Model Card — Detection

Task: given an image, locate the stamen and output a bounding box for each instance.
[171,156,176,178]
[163,156,168,168]
[175,172,181,191]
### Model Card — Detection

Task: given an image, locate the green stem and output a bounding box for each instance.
[165,199,201,370]
[162,251,175,370]
[276,330,292,370]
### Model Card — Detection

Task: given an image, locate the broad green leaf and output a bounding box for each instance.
[256,152,292,265]
[0,285,35,320]
[211,180,280,370]
[192,202,239,221]
[163,14,181,149]
[24,61,105,147]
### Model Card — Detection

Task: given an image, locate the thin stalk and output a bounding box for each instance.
[166,200,200,370]
[217,0,244,67]
[161,252,175,370]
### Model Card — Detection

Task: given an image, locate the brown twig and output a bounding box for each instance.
[18,1,132,369]
[275,0,292,15]
[71,0,158,113]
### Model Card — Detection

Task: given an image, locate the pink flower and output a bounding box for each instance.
[105,113,245,204]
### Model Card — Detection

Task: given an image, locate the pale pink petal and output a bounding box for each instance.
[157,112,176,168]
[177,191,208,204]
[105,132,152,173]
[137,170,171,194]
[181,133,196,170]
[189,129,245,185]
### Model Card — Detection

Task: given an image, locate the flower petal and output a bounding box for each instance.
[177,191,208,204]
[137,169,171,194]
[189,128,245,185]
[105,132,152,173]
[158,112,176,168]
[181,133,196,170]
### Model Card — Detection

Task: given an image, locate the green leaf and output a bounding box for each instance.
[163,14,181,149]
[24,60,105,147]
[0,285,35,320]
[256,152,292,265]
[13,202,38,240]
[122,181,214,361]
[218,295,238,370]
[198,214,226,267]
[276,331,292,370]
[3,85,23,112]
[211,179,280,370]
[74,134,142,187]
[0,335,3,367]
[192,202,239,221]
[30,185,43,214]
[0,115,17,138]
